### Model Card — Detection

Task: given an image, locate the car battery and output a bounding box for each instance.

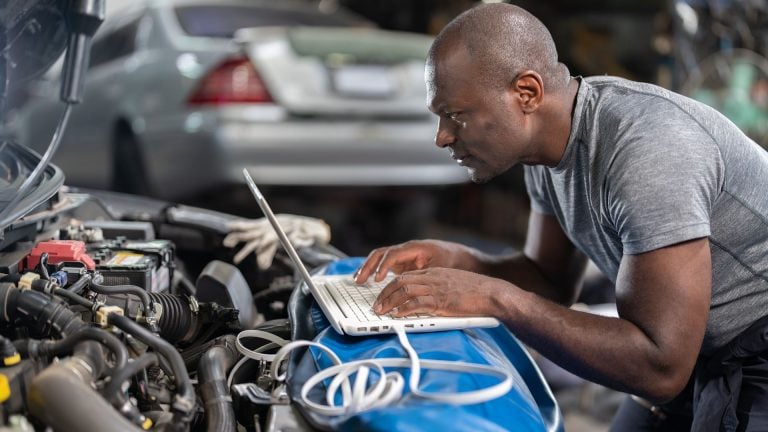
[90,239,174,293]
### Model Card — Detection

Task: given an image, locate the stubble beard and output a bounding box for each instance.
[467,166,492,184]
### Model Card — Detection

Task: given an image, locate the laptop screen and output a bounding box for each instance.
[241,168,320,291]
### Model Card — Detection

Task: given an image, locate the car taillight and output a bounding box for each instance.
[187,57,273,105]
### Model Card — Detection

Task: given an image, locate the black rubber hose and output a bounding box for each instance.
[0,334,16,359]
[74,340,107,379]
[27,344,141,432]
[59,288,193,344]
[0,274,20,283]
[29,326,128,371]
[108,313,195,429]
[90,277,152,313]
[54,287,94,308]
[0,285,148,429]
[0,284,86,337]
[149,293,193,343]
[66,272,92,294]
[91,277,159,333]
[103,352,158,401]
[198,335,239,432]
[102,352,159,426]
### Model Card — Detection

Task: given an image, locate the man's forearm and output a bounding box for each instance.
[469,251,580,305]
[492,286,689,402]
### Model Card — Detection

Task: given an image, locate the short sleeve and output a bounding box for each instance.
[605,129,723,254]
[524,165,555,215]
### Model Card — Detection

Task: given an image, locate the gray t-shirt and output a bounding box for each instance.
[524,76,768,354]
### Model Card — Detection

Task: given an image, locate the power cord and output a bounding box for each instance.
[235,326,514,416]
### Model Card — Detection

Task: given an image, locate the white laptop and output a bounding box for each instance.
[243,169,499,336]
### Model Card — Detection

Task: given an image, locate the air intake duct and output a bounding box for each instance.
[149,293,197,344]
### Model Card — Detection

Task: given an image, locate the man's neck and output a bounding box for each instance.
[540,76,580,167]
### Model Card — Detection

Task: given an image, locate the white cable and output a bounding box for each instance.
[235,329,291,362]
[227,342,283,389]
[266,326,514,417]
[229,330,292,389]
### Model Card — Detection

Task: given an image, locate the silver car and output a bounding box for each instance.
[16,0,467,200]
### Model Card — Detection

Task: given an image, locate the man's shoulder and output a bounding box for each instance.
[583,75,675,100]
[581,75,718,135]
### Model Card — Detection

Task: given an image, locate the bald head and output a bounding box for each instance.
[429,3,568,93]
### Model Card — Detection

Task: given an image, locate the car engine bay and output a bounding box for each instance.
[0,186,341,432]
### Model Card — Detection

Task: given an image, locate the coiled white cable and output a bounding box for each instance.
[235,326,514,417]
[229,330,291,389]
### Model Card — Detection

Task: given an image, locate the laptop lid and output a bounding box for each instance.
[242,169,322,290]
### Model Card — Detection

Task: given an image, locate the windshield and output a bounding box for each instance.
[174,5,367,38]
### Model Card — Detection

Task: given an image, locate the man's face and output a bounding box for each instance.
[426,47,534,183]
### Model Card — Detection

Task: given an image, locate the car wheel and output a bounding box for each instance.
[112,127,152,196]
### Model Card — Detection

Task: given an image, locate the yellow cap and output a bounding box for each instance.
[0,374,10,403]
[3,353,20,367]
[142,417,153,430]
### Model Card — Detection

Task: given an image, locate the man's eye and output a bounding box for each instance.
[446,112,460,121]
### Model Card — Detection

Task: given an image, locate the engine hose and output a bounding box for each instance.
[102,352,159,427]
[0,283,86,337]
[27,342,142,432]
[30,329,150,429]
[22,326,129,371]
[149,293,195,344]
[103,352,158,401]
[90,277,159,332]
[0,334,17,362]
[0,285,150,429]
[198,335,240,432]
[0,274,20,283]
[108,313,195,430]
[67,272,91,294]
[54,287,94,308]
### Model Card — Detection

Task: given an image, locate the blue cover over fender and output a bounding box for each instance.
[286,258,563,431]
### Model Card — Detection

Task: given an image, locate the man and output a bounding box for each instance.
[354,3,768,431]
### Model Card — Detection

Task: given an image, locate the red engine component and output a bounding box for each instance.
[24,240,96,271]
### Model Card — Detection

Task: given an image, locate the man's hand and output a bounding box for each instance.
[354,239,482,283]
[372,268,507,317]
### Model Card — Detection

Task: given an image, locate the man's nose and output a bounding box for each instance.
[435,118,457,148]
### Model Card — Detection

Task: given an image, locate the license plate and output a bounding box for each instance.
[333,65,395,98]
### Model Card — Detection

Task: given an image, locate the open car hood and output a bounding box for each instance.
[0,140,65,232]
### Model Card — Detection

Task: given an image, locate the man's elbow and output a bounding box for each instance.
[635,365,691,404]
[551,280,581,306]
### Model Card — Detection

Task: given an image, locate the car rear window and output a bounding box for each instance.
[288,28,432,63]
[175,5,362,38]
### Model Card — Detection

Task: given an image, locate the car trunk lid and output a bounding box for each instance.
[236,26,433,118]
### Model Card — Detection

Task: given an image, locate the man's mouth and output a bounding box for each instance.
[454,155,473,166]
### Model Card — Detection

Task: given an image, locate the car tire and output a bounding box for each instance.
[112,126,152,196]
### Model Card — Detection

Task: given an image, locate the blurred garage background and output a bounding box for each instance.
[5,0,768,430]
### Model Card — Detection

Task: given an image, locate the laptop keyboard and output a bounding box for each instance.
[325,278,428,322]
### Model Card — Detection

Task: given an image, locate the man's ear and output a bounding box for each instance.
[512,71,544,114]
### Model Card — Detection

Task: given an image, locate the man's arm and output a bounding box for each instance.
[471,210,588,305]
[498,237,711,402]
[356,210,587,305]
[373,234,712,402]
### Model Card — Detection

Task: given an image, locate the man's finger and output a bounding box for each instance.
[390,296,437,317]
[372,246,423,282]
[354,248,388,283]
[374,280,431,314]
